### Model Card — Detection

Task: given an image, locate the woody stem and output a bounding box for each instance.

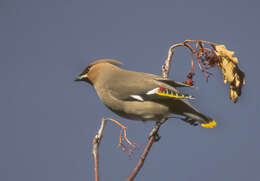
[127,118,166,181]
[92,118,107,181]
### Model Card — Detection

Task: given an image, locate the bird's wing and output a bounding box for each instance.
[108,70,194,102]
[124,86,195,102]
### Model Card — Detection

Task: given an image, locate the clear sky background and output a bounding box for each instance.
[0,0,259,181]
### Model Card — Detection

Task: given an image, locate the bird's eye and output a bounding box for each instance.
[80,65,91,76]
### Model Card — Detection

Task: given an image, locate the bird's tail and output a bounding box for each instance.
[171,100,216,128]
[182,111,216,128]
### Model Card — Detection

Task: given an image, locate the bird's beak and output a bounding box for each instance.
[74,74,88,82]
[74,77,82,81]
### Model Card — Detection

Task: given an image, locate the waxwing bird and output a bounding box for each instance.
[75,59,216,128]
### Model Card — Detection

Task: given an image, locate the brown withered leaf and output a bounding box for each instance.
[214,44,245,103]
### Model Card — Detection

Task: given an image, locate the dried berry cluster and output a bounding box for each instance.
[172,40,245,102]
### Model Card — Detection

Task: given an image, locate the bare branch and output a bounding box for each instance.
[127,111,166,181]
[104,118,138,155]
[92,118,107,181]
[162,43,184,78]
[127,136,155,181]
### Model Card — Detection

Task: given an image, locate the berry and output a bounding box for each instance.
[186,79,193,86]
[187,72,194,79]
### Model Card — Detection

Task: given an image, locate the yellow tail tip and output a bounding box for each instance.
[201,120,217,128]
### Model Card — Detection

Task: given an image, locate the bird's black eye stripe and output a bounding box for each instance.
[80,65,91,76]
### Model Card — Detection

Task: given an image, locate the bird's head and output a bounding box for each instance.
[75,59,122,85]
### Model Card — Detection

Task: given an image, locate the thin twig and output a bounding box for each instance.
[126,114,166,181]
[92,118,107,181]
[163,40,220,82]
[127,121,163,181]
[162,43,184,78]
[103,118,137,155]
[127,136,155,181]
[185,39,218,47]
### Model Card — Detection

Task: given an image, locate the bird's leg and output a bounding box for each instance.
[104,118,138,155]
[149,118,167,142]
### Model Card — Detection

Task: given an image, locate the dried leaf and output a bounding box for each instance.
[215,44,245,103]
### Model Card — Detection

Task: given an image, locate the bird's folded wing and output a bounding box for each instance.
[108,71,194,101]
[127,87,194,102]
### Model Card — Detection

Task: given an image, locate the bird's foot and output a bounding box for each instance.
[105,118,138,155]
[149,132,161,142]
[182,117,199,126]
[149,120,165,142]
[189,120,199,126]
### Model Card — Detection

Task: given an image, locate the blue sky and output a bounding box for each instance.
[0,0,259,180]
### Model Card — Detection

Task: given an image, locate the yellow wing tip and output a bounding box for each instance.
[201,120,217,128]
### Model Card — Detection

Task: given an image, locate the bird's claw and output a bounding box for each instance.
[153,133,161,142]
[149,128,161,142]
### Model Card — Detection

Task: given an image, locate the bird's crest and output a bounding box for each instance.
[89,59,123,67]
[80,59,122,76]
